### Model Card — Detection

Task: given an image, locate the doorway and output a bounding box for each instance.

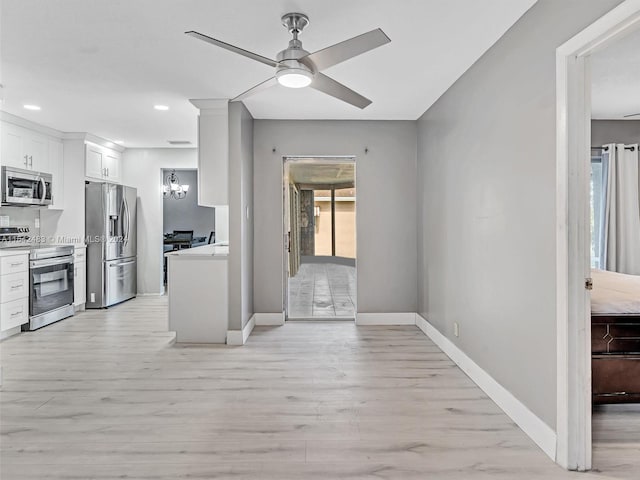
[283,157,356,320]
[162,168,215,285]
[557,0,640,471]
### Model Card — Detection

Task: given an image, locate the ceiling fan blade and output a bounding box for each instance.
[185,31,279,68]
[624,113,640,118]
[232,77,278,102]
[310,73,371,109]
[302,28,390,71]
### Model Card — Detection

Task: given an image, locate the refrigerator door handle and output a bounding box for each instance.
[109,260,136,268]
[123,197,130,247]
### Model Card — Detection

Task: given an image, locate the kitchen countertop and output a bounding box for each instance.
[165,243,229,258]
[0,248,29,257]
[0,243,85,257]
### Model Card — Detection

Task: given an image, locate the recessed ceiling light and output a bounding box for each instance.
[23,104,41,111]
[154,105,169,111]
[114,140,124,145]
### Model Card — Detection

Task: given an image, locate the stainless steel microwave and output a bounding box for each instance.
[1,166,53,206]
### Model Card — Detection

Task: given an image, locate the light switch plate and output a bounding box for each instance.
[453,322,460,337]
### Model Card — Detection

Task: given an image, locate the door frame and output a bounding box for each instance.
[281,156,356,320]
[556,0,640,470]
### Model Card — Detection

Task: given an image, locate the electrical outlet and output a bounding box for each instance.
[453,322,460,337]
[34,218,40,228]
[90,292,96,303]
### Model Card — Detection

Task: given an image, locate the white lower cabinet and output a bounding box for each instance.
[0,253,29,335]
[1,298,29,331]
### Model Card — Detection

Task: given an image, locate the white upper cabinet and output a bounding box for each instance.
[25,133,49,172]
[48,140,64,210]
[85,143,104,179]
[1,122,49,173]
[189,99,228,207]
[103,150,122,183]
[1,123,25,169]
[85,142,122,183]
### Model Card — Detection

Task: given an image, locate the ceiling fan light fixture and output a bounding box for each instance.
[276,68,313,88]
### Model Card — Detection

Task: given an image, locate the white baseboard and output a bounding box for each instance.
[415,314,557,460]
[227,316,255,345]
[0,326,22,341]
[254,312,285,326]
[355,312,416,325]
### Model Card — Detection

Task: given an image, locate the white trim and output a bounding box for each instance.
[415,314,557,460]
[227,316,255,345]
[555,0,640,470]
[1,111,63,139]
[254,313,286,326]
[355,312,416,325]
[0,326,22,341]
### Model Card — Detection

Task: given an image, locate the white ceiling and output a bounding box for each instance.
[289,161,354,186]
[1,0,536,147]
[592,27,640,119]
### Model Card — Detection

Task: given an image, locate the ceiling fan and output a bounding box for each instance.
[185,13,390,109]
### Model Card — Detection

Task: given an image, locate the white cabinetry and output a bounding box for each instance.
[1,122,49,172]
[85,143,122,183]
[48,139,64,210]
[189,99,228,207]
[73,247,86,307]
[0,253,29,334]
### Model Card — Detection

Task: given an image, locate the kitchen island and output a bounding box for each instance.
[165,243,229,344]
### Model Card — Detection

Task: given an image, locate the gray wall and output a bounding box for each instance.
[162,169,215,239]
[254,120,417,314]
[416,0,622,429]
[228,102,254,330]
[592,120,640,146]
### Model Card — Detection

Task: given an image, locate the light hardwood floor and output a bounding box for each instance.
[0,296,636,479]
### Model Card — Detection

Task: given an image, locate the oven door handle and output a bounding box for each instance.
[31,257,74,269]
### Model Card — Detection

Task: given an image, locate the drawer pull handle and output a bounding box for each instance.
[10,284,23,290]
[10,310,23,317]
[9,262,23,267]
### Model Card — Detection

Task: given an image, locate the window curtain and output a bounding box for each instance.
[603,143,640,274]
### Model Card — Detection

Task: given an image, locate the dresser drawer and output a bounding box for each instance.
[0,254,29,276]
[0,297,28,332]
[0,270,29,304]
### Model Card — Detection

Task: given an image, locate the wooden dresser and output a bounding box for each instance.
[592,315,640,404]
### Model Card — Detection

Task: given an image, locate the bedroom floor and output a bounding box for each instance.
[592,404,640,478]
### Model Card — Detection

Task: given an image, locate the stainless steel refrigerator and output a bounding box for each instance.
[85,182,137,308]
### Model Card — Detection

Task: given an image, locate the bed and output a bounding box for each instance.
[591,269,640,404]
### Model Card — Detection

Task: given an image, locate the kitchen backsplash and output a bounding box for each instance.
[0,206,41,239]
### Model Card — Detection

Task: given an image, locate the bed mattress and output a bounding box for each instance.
[591,269,640,315]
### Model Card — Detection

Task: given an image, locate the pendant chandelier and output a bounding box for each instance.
[163,169,190,200]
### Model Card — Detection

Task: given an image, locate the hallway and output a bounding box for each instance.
[0,296,635,479]
[288,262,356,318]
